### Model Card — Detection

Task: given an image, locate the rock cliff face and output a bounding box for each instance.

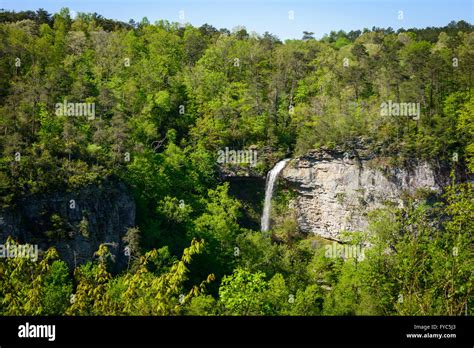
[281,149,444,241]
[0,180,135,270]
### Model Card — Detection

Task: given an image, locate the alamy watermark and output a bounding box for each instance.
[0,243,38,262]
[55,99,95,120]
[380,100,420,120]
[217,147,258,167]
[18,322,55,341]
[325,241,365,261]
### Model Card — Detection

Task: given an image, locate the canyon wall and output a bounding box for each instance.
[0,180,136,270]
[281,149,444,241]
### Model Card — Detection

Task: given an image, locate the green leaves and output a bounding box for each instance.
[219,268,268,315]
[0,10,472,318]
[0,239,66,315]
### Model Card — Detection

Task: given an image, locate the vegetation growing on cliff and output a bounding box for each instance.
[0,8,472,316]
[1,180,472,315]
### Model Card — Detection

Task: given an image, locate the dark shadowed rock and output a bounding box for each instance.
[0,179,135,271]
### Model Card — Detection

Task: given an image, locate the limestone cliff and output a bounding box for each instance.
[281,148,446,241]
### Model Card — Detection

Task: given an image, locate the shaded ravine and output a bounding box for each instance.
[261,159,290,232]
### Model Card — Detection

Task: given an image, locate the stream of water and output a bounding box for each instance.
[261,159,290,232]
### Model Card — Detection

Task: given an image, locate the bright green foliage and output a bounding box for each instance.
[0,238,69,315]
[41,260,73,315]
[67,239,214,315]
[0,10,472,317]
[0,238,214,316]
[323,181,473,316]
[66,244,113,315]
[185,294,219,316]
[219,268,269,315]
[188,183,242,287]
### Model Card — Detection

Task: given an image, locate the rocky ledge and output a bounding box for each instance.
[0,179,136,270]
[281,148,446,241]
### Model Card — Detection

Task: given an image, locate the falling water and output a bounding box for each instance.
[261,159,290,232]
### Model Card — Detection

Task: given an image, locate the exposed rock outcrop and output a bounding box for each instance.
[282,148,445,241]
[0,180,135,270]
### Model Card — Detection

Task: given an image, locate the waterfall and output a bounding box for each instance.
[261,159,290,232]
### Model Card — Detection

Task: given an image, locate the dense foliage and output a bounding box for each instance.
[0,8,472,315]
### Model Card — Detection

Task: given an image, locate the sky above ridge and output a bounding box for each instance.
[1,0,473,40]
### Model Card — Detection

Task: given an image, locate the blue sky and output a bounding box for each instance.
[1,0,472,40]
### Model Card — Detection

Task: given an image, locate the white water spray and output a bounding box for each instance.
[261,159,290,232]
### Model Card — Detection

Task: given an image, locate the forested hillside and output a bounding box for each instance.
[0,8,472,316]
